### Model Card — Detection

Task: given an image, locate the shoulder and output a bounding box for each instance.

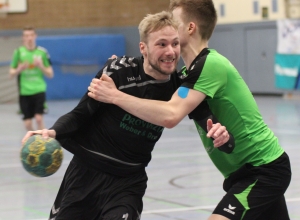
[102,55,142,76]
[205,49,228,65]
[16,46,25,52]
[36,46,50,54]
[192,49,228,73]
[113,56,141,68]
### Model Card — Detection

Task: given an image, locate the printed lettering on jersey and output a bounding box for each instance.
[127,75,141,82]
[120,113,164,141]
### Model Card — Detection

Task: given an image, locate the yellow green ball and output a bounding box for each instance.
[20,135,63,177]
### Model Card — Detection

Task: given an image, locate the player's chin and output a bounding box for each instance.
[161,63,177,74]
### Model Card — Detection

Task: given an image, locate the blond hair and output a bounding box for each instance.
[138,11,178,43]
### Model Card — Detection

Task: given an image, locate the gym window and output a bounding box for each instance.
[220,4,225,17]
[253,1,259,14]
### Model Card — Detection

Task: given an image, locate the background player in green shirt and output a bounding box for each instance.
[9,26,54,131]
[88,0,292,219]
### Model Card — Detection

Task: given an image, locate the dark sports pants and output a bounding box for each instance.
[20,92,45,120]
[49,157,147,220]
[213,152,291,220]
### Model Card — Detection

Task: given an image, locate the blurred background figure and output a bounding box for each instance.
[9,26,54,131]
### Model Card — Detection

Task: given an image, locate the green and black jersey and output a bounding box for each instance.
[10,46,51,96]
[178,48,284,179]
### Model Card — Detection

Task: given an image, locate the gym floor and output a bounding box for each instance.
[0,95,299,220]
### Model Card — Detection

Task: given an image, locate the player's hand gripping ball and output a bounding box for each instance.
[20,135,63,177]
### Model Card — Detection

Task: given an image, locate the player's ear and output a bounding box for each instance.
[188,22,196,35]
[139,42,146,55]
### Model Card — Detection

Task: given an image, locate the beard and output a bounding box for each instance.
[148,54,177,76]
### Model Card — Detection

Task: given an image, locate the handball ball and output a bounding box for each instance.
[20,135,63,177]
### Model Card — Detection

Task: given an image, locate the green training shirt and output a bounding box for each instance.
[10,46,51,96]
[179,48,284,178]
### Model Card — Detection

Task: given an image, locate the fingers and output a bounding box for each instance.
[21,130,42,145]
[212,131,229,147]
[109,54,118,59]
[206,120,230,147]
[100,74,112,81]
[87,91,94,99]
[18,63,28,71]
[21,129,56,147]
[87,79,103,99]
[87,74,116,102]
[207,122,226,138]
[41,129,49,139]
[88,75,113,94]
[88,81,99,97]
[207,119,213,133]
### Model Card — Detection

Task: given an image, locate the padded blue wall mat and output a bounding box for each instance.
[37,34,125,100]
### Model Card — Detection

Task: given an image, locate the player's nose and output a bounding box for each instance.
[165,45,176,56]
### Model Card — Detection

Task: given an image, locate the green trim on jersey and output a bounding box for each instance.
[10,46,51,96]
[182,48,284,178]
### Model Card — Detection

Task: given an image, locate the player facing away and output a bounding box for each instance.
[87,1,292,220]
[9,26,54,131]
[22,11,231,220]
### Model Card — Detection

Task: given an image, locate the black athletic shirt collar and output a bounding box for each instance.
[188,47,210,71]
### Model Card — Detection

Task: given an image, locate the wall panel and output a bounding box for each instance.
[0,0,169,30]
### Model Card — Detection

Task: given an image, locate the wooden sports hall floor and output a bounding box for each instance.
[0,95,299,220]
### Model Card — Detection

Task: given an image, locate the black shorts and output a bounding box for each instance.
[49,156,148,220]
[213,152,291,220]
[20,92,46,120]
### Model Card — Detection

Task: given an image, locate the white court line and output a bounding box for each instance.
[0,160,71,169]
[25,197,300,220]
[142,205,215,214]
[142,198,300,214]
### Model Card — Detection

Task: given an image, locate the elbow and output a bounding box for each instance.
[162,116,181,129]
[47,72,54,79]
[46,68,54,78]
[9,70,15,79]
[8,73,14,79]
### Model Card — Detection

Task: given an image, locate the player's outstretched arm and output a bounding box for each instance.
[88,74,206,128]
[21,129,56,145]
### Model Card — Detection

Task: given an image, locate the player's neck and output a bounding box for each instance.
[24,43,36,51]
[181,40,208,69]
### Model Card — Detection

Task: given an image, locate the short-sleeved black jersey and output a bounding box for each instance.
[51,56,180,176]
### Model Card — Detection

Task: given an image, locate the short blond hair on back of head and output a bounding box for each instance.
[138,11,178,43]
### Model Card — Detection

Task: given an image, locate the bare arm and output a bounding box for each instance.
[41,66,54,78]
[9,60,54,79]
[88,74,205,128]
[33,58,54,78]
[88,74,233,149]
[9,63,28,78]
